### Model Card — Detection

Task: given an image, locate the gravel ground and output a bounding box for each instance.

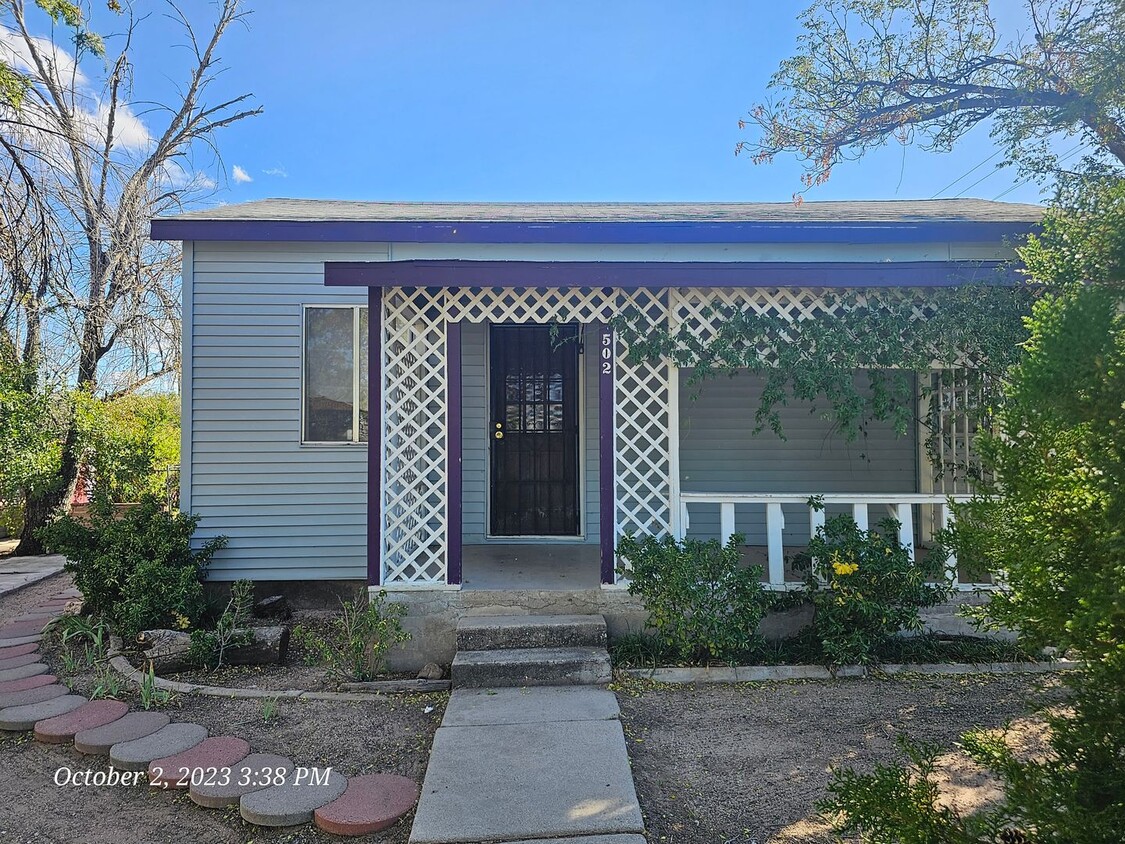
[0,574,445,844]
[616,673,1061,844]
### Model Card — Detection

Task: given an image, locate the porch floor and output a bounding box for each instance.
[462,544,603,591]
[458,543,989,590]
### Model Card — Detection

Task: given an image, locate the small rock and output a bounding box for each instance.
[417,662,444,680]
[253,595,292,620]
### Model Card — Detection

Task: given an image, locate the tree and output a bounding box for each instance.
[740,0,1125,193]
[0,0,260,553]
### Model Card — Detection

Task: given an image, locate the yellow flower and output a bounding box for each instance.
[832,560,859,576]
[172,611,190,630]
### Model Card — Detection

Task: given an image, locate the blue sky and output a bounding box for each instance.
[84,0,1051,206]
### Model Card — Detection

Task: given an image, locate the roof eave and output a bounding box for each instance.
[148,218,1038,244]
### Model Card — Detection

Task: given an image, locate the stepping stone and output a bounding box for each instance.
[75,711,170,755]
[0,621,47,638]
[0,653,40,671]
[0,662,48,682]
[240,769,347,827]
[314,773,420,836]
[0,683,68,709]
[0,694,86,731]
[148,736,251,789]
[110,722,207,771]
[35,699,128,744]
[11,616,57,630]
[190,753,296,808]
[0,635,41,648]
[0,673,56,695]
[0,642,39,660]
[56,589,83,598]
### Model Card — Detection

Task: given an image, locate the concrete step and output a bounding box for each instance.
[452,646,611,688]
[456,614,607,651]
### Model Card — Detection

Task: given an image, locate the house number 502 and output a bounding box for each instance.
[601,333,612,374]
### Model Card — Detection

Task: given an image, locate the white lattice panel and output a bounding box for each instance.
[381,285,922,584]
[382,288,449,584]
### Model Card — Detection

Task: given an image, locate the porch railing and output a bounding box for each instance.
[677,492,982,591]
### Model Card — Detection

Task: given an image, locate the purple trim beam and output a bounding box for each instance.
[367,287,382,587]
[598,324,616,586]
[325,260,1017,289]
[151,218,1036,245]
[446,321,463,586]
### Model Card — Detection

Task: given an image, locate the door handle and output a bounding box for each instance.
[494,422,504,440]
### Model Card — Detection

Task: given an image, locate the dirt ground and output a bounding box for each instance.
[616,673,1059,844]
[0,575,445,844]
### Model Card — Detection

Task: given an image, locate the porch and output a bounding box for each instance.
[345,279,990,592]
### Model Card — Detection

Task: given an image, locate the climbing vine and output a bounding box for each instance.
[609,281,1038,481]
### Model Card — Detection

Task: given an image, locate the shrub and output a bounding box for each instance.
[39,495,226,640]
[188,579,254,669]
[617,532,771,662]
[292,591,410,681]
[797,512,949,666]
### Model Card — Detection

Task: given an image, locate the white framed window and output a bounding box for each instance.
[302,304,368,444]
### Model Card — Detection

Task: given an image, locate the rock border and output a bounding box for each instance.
[619,659,1080,684]
[107,652,449,702]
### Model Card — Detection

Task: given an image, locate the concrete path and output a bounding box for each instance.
[410,687,645,844]
[0,553,67,596]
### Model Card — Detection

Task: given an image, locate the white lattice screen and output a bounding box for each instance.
[380,286,672,585]
[379,285,934,585]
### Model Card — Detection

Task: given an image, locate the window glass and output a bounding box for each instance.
[358,307,369,443]
[304,308,355,441]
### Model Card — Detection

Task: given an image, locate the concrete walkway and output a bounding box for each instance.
[0,552,67,597]
[410,686,645,844]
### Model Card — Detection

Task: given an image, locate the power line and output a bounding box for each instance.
[991,144,1086,201]
[930,148,1005,199]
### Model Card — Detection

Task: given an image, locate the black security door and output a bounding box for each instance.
[489,324,580,536]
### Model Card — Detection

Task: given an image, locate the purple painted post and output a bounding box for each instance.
[367,287,382,587]
[446,321,463,586]
[598,324,616,585]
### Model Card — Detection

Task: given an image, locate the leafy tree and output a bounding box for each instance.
[0,0,259,552]
[741,0,1125,193]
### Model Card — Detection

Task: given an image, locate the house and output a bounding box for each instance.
[151,199,1041,665]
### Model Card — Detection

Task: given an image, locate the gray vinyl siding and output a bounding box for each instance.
[679,369,917,544]
[461,322,600,544]
[188,241,383,581]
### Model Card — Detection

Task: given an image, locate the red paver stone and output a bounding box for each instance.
[75,711,170,755]
[0,653,40,671]
[11,616,56,630]
[0,643,38,660]
[314,773,421,836]
[0,682,67,709]
[34,699,128,744]
[148,736,252,789]
[0,673,55,695]
[0,621,45,638]
[189,753,295,809]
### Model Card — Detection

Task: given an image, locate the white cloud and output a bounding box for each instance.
[263,166,288,178]
[0,26,87,88]
[232,164,253,183]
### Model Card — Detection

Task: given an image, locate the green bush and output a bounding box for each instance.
[617,532,772,662]
[292,591,410,681]
[39,496,226,640]
[188,579,254,669]
[797,513,949,666]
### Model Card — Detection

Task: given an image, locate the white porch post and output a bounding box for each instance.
[766,502,785,586]
[719,502,736,546]
[940,502,959,588]
[894,502,916,562]
[852,502,869,531]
